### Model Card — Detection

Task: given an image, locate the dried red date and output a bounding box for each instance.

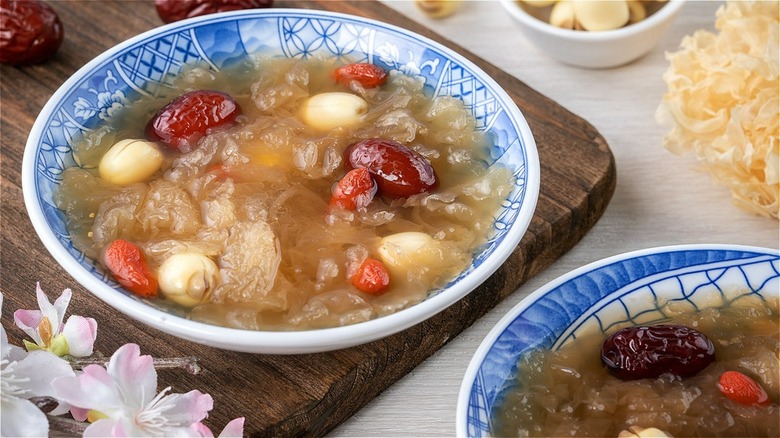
[145,90,241,152]
[601,324,715,380]
[155,0,273,24]
[344,138,438,198]
[0,0,63,65]
[333,63,388,89]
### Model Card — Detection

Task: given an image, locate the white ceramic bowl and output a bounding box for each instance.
[457,244,779,437]
[22,9,539,354]
[500,0,685,68]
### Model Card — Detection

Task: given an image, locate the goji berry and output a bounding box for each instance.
[717,370,771,406]
[330,168,378,210]
[103,239,158,298]
[350,257,390,295]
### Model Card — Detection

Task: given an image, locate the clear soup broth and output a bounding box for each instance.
[492,296,780,437]
[55,57,513,331]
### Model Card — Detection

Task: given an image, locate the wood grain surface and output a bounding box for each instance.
[0,1,614,435]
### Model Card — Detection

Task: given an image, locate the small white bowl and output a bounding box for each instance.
[22,9,539,354]
[500,0,685,68]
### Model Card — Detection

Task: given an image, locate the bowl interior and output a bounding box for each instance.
[501,0,684,40]
[23,9,539,353]
[457,245,780,437]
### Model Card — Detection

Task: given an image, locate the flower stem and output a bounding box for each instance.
[70,356,202,374]
[47,414,88,435]
[31,397,88,434]
[30,396,59,414]
[151,356,202,375]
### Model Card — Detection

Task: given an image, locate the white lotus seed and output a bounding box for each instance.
[414,0,463,19]
[618,426,672,438]
[549,1,576,29]
[377,231,439,270]
[98,138,164,186]
[299,92,368,130]
[521,0,557,7]
[627,0,647,23]
[158,253,220,307]
[572,0,630,31]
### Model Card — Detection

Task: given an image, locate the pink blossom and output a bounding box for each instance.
[13,283,97,357]
[1,293,76,437]
[193,417,245,437]
[52,343,214,437]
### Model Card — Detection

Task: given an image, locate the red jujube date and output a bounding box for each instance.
[155,0,273,24]
[145,90,241,153]
[344,138,438,199]
[0,0,63,65]
[601,324,715,380]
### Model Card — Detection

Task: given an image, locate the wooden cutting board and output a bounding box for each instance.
[0,0,615,435]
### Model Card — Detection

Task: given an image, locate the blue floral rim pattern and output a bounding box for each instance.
[458,245,780,437]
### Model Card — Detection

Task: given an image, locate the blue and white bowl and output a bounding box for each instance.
[22,9,539,354]
[457,244,780,437]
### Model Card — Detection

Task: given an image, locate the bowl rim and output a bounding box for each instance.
[499,0,686,42]
[21,8,540,354]
[455,243,780,437]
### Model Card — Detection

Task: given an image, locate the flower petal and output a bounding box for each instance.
[35,283,64,333]
[192,422,215,438]
[70,406,90,422]
[1,312,9,361]
[12,350,74,398]
[61,315,98,357]
[155,390,213,426]
[3,333,28,362]
[107,343,157,409]
[217,418,245,438]
[12,309,43,345]
[83,418,129,438]
[0,294,23,361]
[52,287,73,326]
[52,363,126,416]
[0,396,50,437]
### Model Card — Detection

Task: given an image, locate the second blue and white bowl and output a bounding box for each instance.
[457,244,780,437]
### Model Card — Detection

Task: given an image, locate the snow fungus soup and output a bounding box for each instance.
[55,57,514,330]
[491,296,780,437]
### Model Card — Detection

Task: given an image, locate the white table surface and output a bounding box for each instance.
[331,1,780,436]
